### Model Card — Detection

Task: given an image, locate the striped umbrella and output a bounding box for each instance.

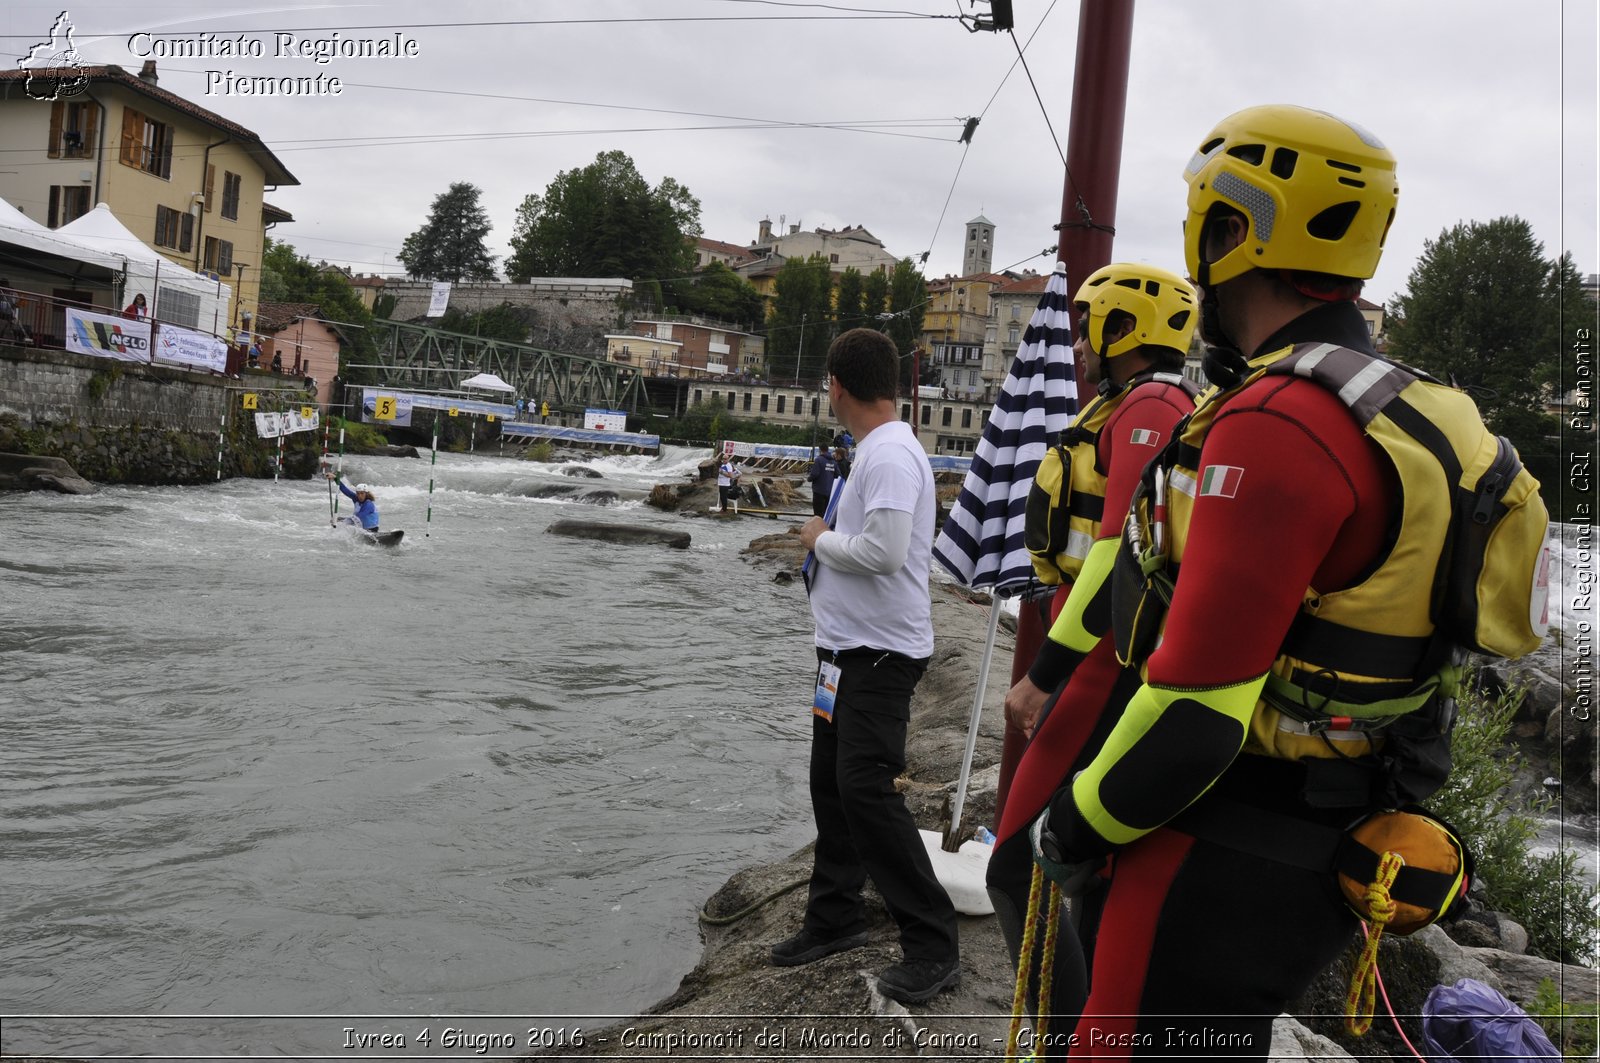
[928,261,1077,855]
[933,261,1077,594]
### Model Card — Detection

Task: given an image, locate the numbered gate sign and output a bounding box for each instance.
[448,407,459,417]
[301,406,315,419]
[374,395,398,421]
[242,393,259,410]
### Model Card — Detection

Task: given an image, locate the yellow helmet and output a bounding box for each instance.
[1182,104,1399,286]
[1074,263,1198,359]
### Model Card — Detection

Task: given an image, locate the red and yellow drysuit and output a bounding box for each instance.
[1042,301,1419,1058]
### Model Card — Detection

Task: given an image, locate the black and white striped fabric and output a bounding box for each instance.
[932,262,1077,598]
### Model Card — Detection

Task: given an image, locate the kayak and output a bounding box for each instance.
[361,530,405,548]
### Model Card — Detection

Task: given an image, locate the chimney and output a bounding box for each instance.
[758,217,772,243]
[789,224,799,235]
[139,60,158,85]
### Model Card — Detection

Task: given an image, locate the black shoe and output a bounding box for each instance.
[876,957,960,1004]
[770,928,869,968]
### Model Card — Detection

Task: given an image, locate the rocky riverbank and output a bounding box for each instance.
[515,521,1597,1063]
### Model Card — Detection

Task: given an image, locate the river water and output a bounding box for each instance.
[1,446,822,1060]
[3,448,1596,1060]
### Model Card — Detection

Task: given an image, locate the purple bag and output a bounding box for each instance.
[1422,978,1560,1062]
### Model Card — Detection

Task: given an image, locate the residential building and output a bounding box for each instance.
[692,236,756,271]
[0,61,297,332]
[606,314,755,378]
[256,301,341,403]
[733,219,900,300]
[923,271,1005,400]
[986,272,1050,400]
[1356,295,1386,346]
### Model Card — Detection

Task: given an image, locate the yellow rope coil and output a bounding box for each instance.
[1006,863,1063,1062]
[1344,850,1405,1036]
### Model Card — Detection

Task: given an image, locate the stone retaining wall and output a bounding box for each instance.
[0,344,322,485]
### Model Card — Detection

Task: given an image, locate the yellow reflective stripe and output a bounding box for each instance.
[1046,536,1118,654]
[1070,674,1267,846]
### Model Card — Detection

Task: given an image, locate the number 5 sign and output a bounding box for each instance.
[374,395,398,420]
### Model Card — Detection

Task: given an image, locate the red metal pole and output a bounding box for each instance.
[994,0,1135,829]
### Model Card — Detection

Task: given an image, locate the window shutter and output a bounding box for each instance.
[48,101,63,158]
[80,105,98,159]
[218,240,233,275]
[119,109,140,166]
[180,212,194,253]
[205,165,215,212]
[48,186,60,228]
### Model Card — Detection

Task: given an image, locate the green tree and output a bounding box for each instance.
[256,238,378,375]
[437,302,530,343]
[397,182,497,282]
[669,261,764,331]
[1386,217,1570,436]
[862,269,888,322]
[834,266,864,335]
[766,254,834,385]
[884,258,928,386]
[507,150,701,284]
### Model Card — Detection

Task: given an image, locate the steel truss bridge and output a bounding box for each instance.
[357,319,650,411]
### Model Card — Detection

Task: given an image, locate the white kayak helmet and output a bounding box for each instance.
[356,483,374,495]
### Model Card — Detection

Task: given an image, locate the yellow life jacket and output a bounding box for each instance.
[1138,342,1550,767]
[1025,371,1197,587]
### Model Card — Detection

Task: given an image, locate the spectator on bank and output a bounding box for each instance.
[122,293,148,320]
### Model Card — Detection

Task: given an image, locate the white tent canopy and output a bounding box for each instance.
[0,196,124,274]
[56,204,231,333]
[459,372,516,392]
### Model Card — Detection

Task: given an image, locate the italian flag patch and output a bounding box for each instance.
[1129,428,1160,446]
[1198,464,1245,498]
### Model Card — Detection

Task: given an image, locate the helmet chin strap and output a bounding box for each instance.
[1196,248,1249,390]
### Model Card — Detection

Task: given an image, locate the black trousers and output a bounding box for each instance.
[804,648,958,963]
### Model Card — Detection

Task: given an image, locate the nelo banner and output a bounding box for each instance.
[65,307,151,362]
[154,323,227,373]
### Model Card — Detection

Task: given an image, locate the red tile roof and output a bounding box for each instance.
[0,65,298,185]
[255,301,322,331]
[995,274,1051,295]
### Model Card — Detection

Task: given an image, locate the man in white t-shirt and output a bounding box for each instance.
[716,455,742,513]
[769,328,960,1005]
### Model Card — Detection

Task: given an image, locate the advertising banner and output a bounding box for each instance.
[152,323,227,373]
[362,388,414,427]
[584,408,629,431]
[65,307,151,362]
[426,281,451,317]
[254,409,321,439]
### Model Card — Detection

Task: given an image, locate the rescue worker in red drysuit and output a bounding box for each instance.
[983,263,1200,1024]
[1021,105,1473,1058]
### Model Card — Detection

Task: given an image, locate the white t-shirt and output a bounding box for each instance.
[810,420,934,658]
[717,461,739,487]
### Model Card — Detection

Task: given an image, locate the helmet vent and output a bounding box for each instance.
[1115,277,1140,290]
[1168,310,1192,331]
[1227,143,1265,166]
[1307,201,1360,241]
[1270,148,1298,180]
[1145,280,1162,296]
[1326,159,1362,173]
[1337,176,1367,188]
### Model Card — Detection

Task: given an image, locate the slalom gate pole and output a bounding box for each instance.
[426,412,439,536]
[215,405,226,480]
[334,422,345,516]
[274,410,285,484]
[469,413,476,452]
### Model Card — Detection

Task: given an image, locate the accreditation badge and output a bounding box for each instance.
[813,661,841,722]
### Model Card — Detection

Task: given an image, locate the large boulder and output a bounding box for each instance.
[0,452,95,493]
[546,519,689,549]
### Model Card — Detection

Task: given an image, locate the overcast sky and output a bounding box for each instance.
[5,0,1596,307]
